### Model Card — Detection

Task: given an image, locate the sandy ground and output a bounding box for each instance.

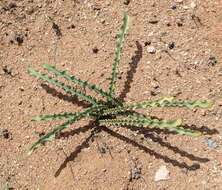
[1,0,222,189]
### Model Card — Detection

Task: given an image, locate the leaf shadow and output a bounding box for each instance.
[41,83,91,108]
[119,125,216,163]
[181,124,219,135]
[54,121,217,177]
[102,126,203,170]
[118,41,142,101]
[54,123,99,177]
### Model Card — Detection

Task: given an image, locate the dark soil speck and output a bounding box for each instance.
[92,47,99,53]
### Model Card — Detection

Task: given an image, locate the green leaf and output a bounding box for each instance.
[28,106,104,155]
[32,113,79,121]
[99,118,201,136]
[99,118,182,128]
[2,184,9,190]
[116,112,148,119]
[101,97,213,116]
[172,128,201,136]
[101,97,173,115]
[109,12,129,98]
[27,67,100,105]
[164,100,213,109]
[43,63,122,106]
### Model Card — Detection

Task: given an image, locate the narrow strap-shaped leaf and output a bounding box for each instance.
[99,118,182,128]
[109,12,129,98]
[32,111,99,121]
[28,106,103,155]
[99,118,201,136]
[27,67,100,105]
[28,118,71,155]
[171,127,202,136]
[43,63,122,106]
[32,112,79,121]
[101,97,212,116]
[101,97,173,115]
[116,111,149,119]
[162,100,213,109]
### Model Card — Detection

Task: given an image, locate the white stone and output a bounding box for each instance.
[154,165,170,181]
[174,0,183,3]
[147,46,156,54]
[190,2,197,9]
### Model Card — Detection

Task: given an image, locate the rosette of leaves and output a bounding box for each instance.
[27,13,212,155]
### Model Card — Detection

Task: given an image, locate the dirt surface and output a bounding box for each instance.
[1,0,222,189]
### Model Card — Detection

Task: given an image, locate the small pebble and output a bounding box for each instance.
[171,4,177,10]
[0,129,10,139]
[2,66,12,75]
[150,90,160,96]
[147,46,156,54]
[192,61,199,66]
[25,136,30,139]
[183,6,189,10]
[18,87,25,91]
[67,24,75,29]
[52,22,62,37]
[190,2,197,9]
[170,87,181,97]
[174,0,183,3]
[160,32,167,37]
[154,165,170,181]
[205,137,219,149]
[208,56,217,66]
[131,167,141,180]
[123,0,131,5]
[151,79,159,89]
[98,145,106,153]
[148,17,159,24]
[167,41,175,49]
[92,47,99,53]
[165,20,171,27]
[144,41,151,46]
[14,33,24,45]
[100,19,106,24]
[8,2,17,9]
[176,19,183,27]
[102,168,107,172]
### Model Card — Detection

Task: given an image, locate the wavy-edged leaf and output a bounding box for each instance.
[113,111,150,120]
[32,112,79,121]
[99,118,201,136]
[27,67,100,105]
[172,128,201,136]
[28,106,104,155]
[101,97,173,115]
[109,12,129,97]
[99,118,182,128]
[163,100,213,109]
[101,97,213,116]
[43,63,122,106]
[32,111,100,121]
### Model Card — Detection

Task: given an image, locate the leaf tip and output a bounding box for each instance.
[203,100,213,108]
[31,116,40,121]
[27,149,33,156]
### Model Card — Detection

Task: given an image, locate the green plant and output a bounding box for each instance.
[27,13,212,155]
[2,184,9,190]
